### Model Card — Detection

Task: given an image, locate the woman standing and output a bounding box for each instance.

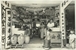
[40,22,45,39]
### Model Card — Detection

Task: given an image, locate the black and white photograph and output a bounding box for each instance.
[1,0,76,50]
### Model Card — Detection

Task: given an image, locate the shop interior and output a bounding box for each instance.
[11,4,60,48]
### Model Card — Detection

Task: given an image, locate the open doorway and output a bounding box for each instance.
[65,1,75,44]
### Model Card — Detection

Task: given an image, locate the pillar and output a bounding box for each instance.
[1,1,11,48]
[60,2,66,47]
[60,0,73,48]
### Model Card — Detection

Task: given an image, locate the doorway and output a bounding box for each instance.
[65,2,75,44]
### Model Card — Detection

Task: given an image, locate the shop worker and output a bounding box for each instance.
[47,19,54,29]
[69,30,76,49]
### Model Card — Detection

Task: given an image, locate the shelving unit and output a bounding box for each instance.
[1,1,11,49]
[1,3,6,47]
[5,8,11,48]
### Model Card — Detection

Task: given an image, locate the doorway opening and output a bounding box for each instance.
[65,1,75,44]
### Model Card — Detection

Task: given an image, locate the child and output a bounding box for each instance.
[69,30,76,49]
[43,28,52,49]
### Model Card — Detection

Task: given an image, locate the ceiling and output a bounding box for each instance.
[8,0,64,7]
[9,0,75,12]
[8,0,75,7]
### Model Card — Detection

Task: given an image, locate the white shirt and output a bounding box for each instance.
[69,34,76,39]
[69,34,76,43]
[47,23,54,28]
[36,24,40,27]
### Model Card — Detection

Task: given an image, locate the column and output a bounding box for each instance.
[60,0,73,47]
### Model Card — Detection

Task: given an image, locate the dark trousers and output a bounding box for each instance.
[43,39,51,48]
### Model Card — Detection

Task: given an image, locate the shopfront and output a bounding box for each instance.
[1,0,75,49]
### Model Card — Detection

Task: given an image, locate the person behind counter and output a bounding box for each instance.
[47,19,55,29]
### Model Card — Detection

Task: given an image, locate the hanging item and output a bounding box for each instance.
[11,34,18,45]
[8,17,11,21]
[8,28,11,33]
[2,28,5,34]
[18,34,24,45]
[7,22,11,27]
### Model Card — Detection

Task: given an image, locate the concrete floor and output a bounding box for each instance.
[2,48,76,50]
[2,38,76,50]
[29,38,43,44]
[2,45,76,50]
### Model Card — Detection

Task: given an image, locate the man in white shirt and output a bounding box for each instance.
[47,19,54,29]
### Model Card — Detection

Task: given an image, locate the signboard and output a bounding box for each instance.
[50,31,61,43]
